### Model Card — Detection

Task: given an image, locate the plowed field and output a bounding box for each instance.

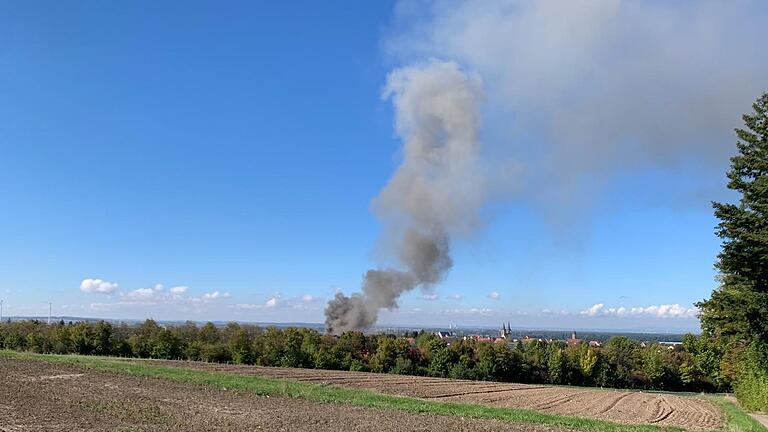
[0,358,569,432]
[148,361,722,431]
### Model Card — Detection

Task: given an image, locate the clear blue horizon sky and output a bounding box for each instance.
[2,1,767,332]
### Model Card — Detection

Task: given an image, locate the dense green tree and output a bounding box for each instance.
[681,333,728,390]
[229,328,254,364]
[200,342,230,363]
[198,322,221,344]
[580,346,598,383]
[129,319,160,358]
[348,359,368,372]
[26,331,48,353]
[299,328,323,367]
[426,344,455,377]
[697,92,768,411]
[150,328,181,359]
[311,342,341,370]
[279,328,311,368]
[93,321,114,355]
[370,336,408,373]
[736,341,768,411]
[603,337,639,387]
[546,344,564,384]
[332,331,371,369]
[519,340,548,383]
[260,327,285,365]
[173,321,200,345]
[71,323,95,355]
[185,340,204,361]
[4,331,24,350]
[699,93,768,344]
[473,343,516,382]
[51,324,73,354]
[562,344,585,385]
[642,345,666,388]
[391,357,415,375]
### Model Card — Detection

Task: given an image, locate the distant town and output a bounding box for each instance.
[1,314,686,346]
[430,323,684,349]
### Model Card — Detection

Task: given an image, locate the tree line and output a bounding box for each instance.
[0,318,730,393]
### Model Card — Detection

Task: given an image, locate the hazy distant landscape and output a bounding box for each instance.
[1,315,691,341]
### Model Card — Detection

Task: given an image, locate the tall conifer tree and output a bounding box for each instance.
[698,93,768,344]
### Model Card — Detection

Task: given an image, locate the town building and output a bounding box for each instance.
[567,331,582,346]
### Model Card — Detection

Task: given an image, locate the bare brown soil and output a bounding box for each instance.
[145,360,722,431]
[0,358,568,432]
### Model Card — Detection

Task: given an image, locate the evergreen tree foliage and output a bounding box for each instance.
[698,92,768,411]
[698,93,768,344]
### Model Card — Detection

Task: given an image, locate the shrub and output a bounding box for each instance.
[734,342,768,412]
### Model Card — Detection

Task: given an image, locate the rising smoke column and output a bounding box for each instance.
[325,60,487,334]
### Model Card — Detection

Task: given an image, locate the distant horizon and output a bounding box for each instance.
[1,314,700,335]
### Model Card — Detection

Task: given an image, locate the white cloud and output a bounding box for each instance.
[124,287,160,300]
[582,303,605,317]
[89,283,234,316]
[446,293,463,300]
[201,291,228,300]
[442,308,494,316]
[540,308,568,316]
[230,294,321,312]
[80,278,119,294]
[265,297,279,308]
[189,291,230,304]
[487,291,500,300]
[122,283,166,300]
[170,286,188,295]
[580,303,698,319]
[420,293,439,301]
[89,302,114,311]
[107,282,231,309]
[233,303,260,310]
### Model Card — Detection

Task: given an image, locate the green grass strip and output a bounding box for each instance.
[706,396,767,432]
[0,350,744,432]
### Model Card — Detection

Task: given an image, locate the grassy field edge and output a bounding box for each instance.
[0,350,755,432]
[707,397,767,432]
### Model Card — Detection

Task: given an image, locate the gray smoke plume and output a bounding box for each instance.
[386,0,768,213]
[325,60,485,334]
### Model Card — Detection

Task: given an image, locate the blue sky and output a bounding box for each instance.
[1,1,767,331]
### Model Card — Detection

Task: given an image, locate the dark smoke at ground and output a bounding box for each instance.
[325,61,486,334]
